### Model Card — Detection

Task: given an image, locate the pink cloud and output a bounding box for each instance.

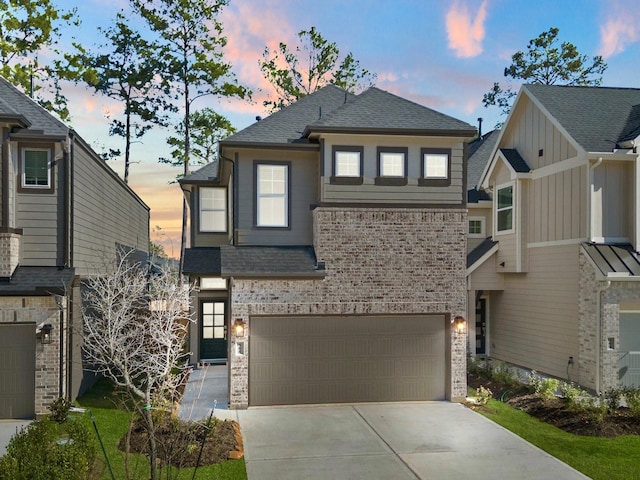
[445,0,489,58]
[598,11,640,57]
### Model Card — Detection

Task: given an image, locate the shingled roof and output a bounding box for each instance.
[524,84,640,152]
[467,130,499,200]
[180,160,220,184]
[0,75,68,138]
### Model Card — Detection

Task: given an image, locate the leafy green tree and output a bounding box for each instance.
[0,0,80,120]
[160,108,236,173]
[78,13,173,184]
[132,0,249,273]
[260,26,376,112]
[483,27,607,124]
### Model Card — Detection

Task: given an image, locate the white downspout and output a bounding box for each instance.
[589,157,603,242]
[595,280,611,394]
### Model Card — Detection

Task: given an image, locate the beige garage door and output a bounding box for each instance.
[249,315,446,406]
[0,324,36,418]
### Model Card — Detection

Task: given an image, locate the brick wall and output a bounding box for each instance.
[229,207,468,407]
[0,233,20,277]
[0,296,65,416]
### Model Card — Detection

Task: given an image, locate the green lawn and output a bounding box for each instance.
[477,398,640,480]
[76,379,247,480]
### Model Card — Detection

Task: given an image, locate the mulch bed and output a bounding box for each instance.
[468,372,640,437]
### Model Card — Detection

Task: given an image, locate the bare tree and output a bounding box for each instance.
[81,253,193,480]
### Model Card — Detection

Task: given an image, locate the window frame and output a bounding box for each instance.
[375,146,408,186]
[468,216,486,238]
[495,181,515,235]
[254,161,291,229]
[419,147,451,187]
[19,145,54,193]
[199,187,227,233]
[330,145,364,185]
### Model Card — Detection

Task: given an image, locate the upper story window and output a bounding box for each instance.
[496,183,514,234]
[419,148,451,186]
[199,187,227,233]
[376,147,408,186]
[256,163,289,228]
[468,216,486,238]
[20,147,53,192]
[331,146,363,185]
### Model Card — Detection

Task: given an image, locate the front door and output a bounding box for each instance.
[200,301,227,360]
[476,298,487,355]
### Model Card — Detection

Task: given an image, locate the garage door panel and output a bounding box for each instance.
[249,315,445,405]
[0,324,36,419]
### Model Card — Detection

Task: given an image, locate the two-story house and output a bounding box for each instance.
[468,84,640,393]
[0,76,150,418]
[180,85,475,408]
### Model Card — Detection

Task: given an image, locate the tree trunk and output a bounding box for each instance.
[142,404,158,480]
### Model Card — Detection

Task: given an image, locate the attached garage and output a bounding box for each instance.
[249,315,446,406]
[0,324,36,418]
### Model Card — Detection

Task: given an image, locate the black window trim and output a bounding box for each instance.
[375,146,408,186]
[331,145,364,185]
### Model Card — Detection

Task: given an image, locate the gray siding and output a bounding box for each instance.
[320,135,465,205]
[71,138,149,275]
[592,161,632,241]
[235,148,318,246]
[490,244,580,380]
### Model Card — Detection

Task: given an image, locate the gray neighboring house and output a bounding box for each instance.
[0,76,150,418]
[468,84,640,393]
[180,85,476,408]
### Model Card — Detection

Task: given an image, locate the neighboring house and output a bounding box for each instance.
[180,85,476,408]
[467,84,640,393]
[0,77,150,418]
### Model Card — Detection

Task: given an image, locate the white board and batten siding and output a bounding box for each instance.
[490,243,581,380]
[71,140,149,275]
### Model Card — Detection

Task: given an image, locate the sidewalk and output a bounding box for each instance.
[178,364,238,422]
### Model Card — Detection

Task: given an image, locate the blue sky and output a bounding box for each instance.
[54,0,640,255]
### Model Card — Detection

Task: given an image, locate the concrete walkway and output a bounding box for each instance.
[0,420,31,456]
[177,366,589,480]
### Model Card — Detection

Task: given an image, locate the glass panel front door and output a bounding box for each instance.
[476,298,486,355]
[200,301,227,360]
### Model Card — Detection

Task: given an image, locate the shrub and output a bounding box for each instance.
[48,397,72,423]
[604,387,623,410]
[584,395,608,424]
[0,418,97,480]
[528,371,558,399]
[622,386,640,416]
[559,381,582,408]
[476,385,493,406]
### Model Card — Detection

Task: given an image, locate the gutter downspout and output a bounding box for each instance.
[55,295,65,398]
[596,280,611,394]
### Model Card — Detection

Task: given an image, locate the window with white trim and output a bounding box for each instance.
[496,183,514,233]
[199,187,227,232]
[380,151,405,177]
[424,153,448,179]
[335,150,361,177]
[256,163,288,227]
[22,148,51,188]
[468,217,485,238]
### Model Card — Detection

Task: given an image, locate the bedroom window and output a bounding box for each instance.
[331,146,364,184]
[419,148,451,186]
[496,183,514,233]
[256,163,289,227]
[22,148,51,189]
[200,187,227,232]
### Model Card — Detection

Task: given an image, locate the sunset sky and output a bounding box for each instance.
[53,0,640,257]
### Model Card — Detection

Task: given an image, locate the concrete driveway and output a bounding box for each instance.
[0,420,31,456]
[236,402,589,480]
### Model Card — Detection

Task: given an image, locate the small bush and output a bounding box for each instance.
[622,386,640,416]
[584,395,609,424]
[48,397,72,423]
[559,381,582,408]
[528,371,558,399]
[475,385,493,406]
[604,387,623,410]
[0,418,97,480]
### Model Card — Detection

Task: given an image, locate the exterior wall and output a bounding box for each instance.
[320,135,466,205]
[578,249,640,392]
[0,295,64,416]
[591,161,633,241]
[234,148,318,246]
[71,139,149,275]
[528,165,587,244]
[489,243,580,380]
[229,207,468,407]
[467,204,492,252]
[189,185,232,248]
[501,96,577,169]
[0,232,20,277]
[468,256,504,291]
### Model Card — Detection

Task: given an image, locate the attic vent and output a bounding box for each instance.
[538,149,544,157]
[255,116,262,122]
[318,106,322,119]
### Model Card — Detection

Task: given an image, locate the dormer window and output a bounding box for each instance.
[419,148,451,186]
[20,147,54,192]
[331,146,364,185]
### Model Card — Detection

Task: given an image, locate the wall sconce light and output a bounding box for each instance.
[233,319,246,338]
[40,324,53,344]
[453,316,466,334]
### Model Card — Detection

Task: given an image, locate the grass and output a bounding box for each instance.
[476,397,640,480]
[76,378,247,480]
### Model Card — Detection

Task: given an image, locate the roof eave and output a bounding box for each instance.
[303,126,476,138]
[221,271,326,279]
[220,140,320,151]
[0,114,31,129]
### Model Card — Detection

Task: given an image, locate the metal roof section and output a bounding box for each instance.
[582,243,640,278]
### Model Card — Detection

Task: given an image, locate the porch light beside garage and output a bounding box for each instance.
[233,319,246,338]
[39,323,53,344]
[453,316,466,334]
